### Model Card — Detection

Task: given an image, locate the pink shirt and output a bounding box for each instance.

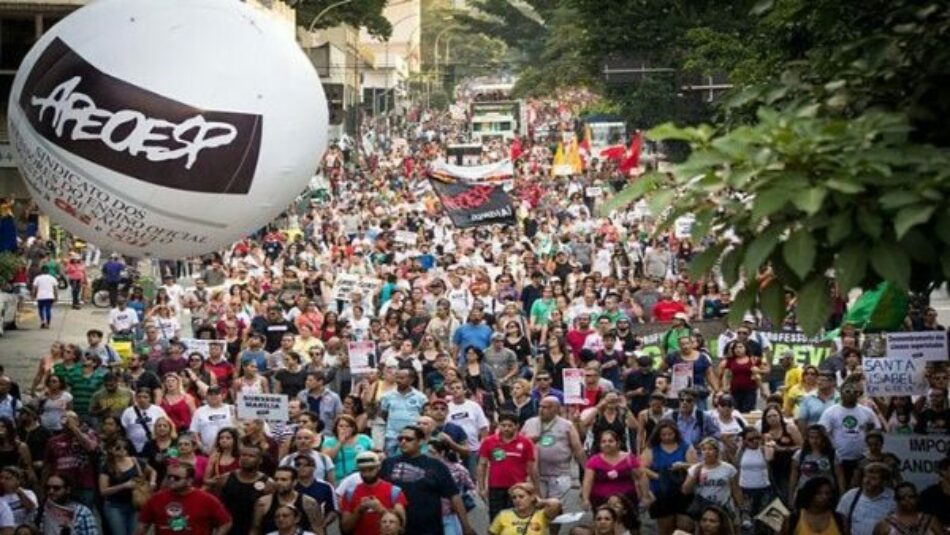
[586,453,641,503]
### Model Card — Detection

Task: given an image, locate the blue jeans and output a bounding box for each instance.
[37,298,53,325]
[103,501,137,535]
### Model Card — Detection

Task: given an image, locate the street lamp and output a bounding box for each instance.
[307,0,356,33]
[433,25,459,84]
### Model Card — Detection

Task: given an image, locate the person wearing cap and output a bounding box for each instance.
[341,451,407,535]
[189,385,236,454]
[659,312,692,357]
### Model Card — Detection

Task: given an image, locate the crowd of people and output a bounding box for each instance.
[0,91,948,535]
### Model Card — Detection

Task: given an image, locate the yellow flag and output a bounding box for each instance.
[568,137,583,173]
[552,142,568,176]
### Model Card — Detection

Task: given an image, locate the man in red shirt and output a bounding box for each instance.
[565,313,594,359]
[477,412,540,522]
[652,292,687,323]
[341,452,407,535]
[136,462,232,535]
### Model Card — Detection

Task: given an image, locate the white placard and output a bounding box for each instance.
[395,230,418,245]
[884,434,948,490]
[864,357,928,397]
[886,331,948,362]
[180,338,226,358]
[585,186,602,198]
[671,362,693,396]
[632,199,650,219]
[674,214,695,239]
[332,274,381,302]
[562,368,586,405]
[237,393,289,423]
[348,341,377,375]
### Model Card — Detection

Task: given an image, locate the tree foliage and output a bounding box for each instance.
[605,0,950,334]
[297,0,392,39]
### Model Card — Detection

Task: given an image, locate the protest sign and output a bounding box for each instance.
[237,393,289,423]
[864,357,928,397]
[348,341,377,374]
[394,230,418,246]
[585,186,603,198]
[180,338,227,358]
[331,274,380,302]
[884,434,948,490]
[886,331,948,362]
[674,215,695,239]
[671,363,692,396]
[563,369,586,405]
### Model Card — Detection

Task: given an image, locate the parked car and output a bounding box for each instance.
[0,289,18,336]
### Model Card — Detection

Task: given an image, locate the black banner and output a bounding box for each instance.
[428,177,516,228]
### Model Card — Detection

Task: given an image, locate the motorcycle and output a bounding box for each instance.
[91,268,139,308]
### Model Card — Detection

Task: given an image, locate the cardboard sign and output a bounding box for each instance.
[237,393,289,423]
[585,186,602,198]
[886,331,948,362]
[884,434,948,490]
[562,368,586,405]
[331,274,381,302]
[348,341,377,375]
[394,230,418,245]
[671,362,693,396]
[674,214,695,239]
[864,357,928,397]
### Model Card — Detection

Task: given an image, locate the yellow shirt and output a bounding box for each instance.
[489,509,550,535]
[783,383,816,417]
[784,366,803,392]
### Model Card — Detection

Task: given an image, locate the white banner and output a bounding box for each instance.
[562,368,586,405]
[886,331,948,362]
[883,434,948,490]
[394,230,418,245]
[864,357,928,397]
[348,341,377,375]
[237,393,289,423]
[429,159,514,183]
[585,186,603,198]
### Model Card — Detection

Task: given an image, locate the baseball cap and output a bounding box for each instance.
[491,332,505,341]
[674,312,689,321]
[356,451,380,468]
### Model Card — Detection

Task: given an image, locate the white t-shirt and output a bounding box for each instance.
[836,487,895,535]
[691,462,738,507]
[737,448,770,490]
[190,404,236,453]
[0,489,36,526]
[109,307,140,332]
[32,274,58,300]
[120,404,169,453]
[448,399,489,451]
[279,451,334,482]
[818,404,880,461]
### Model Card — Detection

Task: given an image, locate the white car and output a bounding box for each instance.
[0,290,19,336]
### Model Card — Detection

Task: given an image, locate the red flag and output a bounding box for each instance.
[619,132,643,174]
[599,145,626,161]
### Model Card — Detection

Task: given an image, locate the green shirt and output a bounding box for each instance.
[530,298,556,327]
[68,369,107,417]
[662,326,693,355]
[595,309,627,326]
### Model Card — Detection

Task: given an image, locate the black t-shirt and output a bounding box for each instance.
[275,368,309,398]
[914,407,949,434]
[380,454,457,535]
[125,370,162,394]
[624,369,656,414]
[918,483,950,527]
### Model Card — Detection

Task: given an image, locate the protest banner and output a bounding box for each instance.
[886,331,949,362]
[884,434,948,490]
[563,369,586,405]
[394,230,418,246]
[348,341,377,375]
[180,338,227,358]
[864,357,928,397]
[237,393,289,423]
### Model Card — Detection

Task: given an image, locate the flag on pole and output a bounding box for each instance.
[510,138,523,161]
[552,142,572,176]
[619,132,643,174]
[580,125,592,154]
[568,137,584,174]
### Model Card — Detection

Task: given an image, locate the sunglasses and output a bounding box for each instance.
[397,436,416,442]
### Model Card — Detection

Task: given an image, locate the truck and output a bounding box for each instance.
[467,82,525,143]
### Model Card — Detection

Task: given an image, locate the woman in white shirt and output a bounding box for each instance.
[736,428,775,531]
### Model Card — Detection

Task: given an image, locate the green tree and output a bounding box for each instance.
[602,0,950,334]
[297,0,392,39]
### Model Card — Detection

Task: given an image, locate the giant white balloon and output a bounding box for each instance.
[8,0,327,258]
